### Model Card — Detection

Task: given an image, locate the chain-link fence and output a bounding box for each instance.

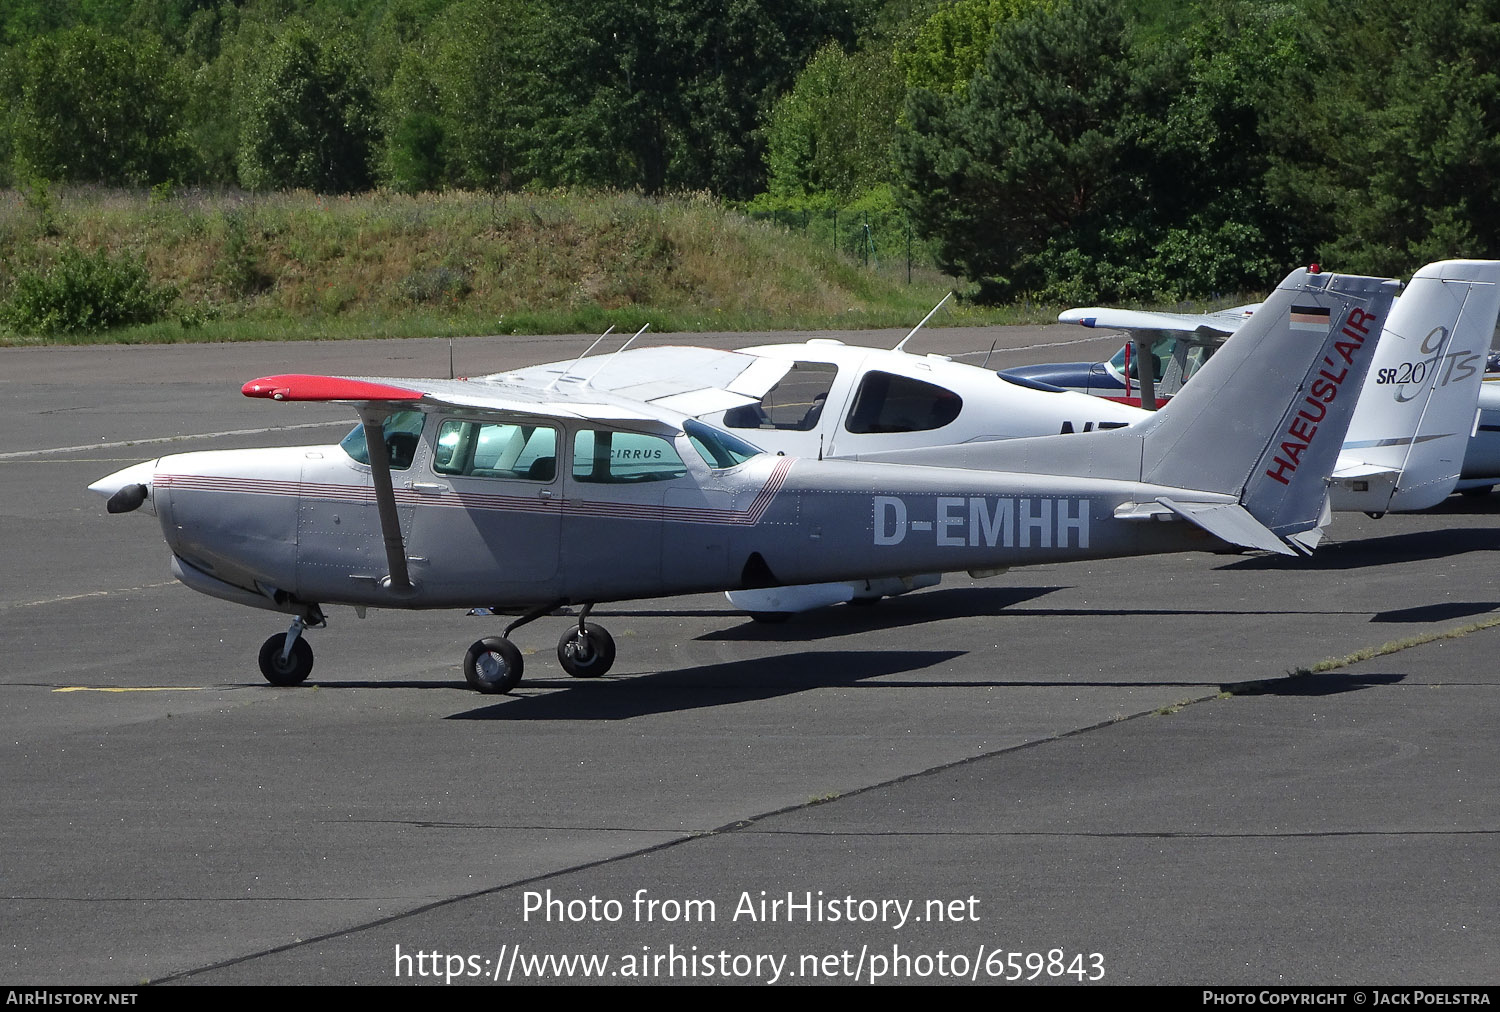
[746,205,934,282]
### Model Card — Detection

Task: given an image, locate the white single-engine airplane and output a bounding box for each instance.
[92,268,1392,693]
[1007,260,1500,496]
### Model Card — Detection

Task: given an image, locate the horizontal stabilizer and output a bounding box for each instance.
[1286,527,1324,554]
[1156,498,1297,556]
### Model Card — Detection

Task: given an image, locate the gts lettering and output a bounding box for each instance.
[1372,325,1479,403]
[1374,354,1478,388]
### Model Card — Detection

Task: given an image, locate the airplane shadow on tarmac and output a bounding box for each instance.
[1370,601,1500,623]
[1229,672,1406,696]
[694,585,1066,642]
[1218,523,1500,572]
[696,583,1374,645]
[445,649,964,720]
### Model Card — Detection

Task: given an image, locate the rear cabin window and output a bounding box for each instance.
[573,429,687,483]
[433,420,557,481]
[723,362,837,431]
[844,371,962,434]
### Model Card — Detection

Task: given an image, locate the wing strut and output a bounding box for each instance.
[360,410,414,593]
[1132,337,1158,411]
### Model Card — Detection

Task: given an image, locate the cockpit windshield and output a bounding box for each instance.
[1108,336,1176,379]
[684,419,762,469]
[339,410,425,470]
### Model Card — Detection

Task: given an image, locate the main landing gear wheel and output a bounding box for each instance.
[1461,485,1494,498]
[464,636,523,694]
[557,623,616,678]
[258,634,314,686]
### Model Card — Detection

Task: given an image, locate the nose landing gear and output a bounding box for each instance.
[257,613,321,686]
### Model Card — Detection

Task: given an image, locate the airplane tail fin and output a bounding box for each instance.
[1333,259,1500,513]
[1134,268,1398,542]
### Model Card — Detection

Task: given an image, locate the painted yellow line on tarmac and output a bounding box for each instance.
[54,686,205,693]
[4,581,178,610]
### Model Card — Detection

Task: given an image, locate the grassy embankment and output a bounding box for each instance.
[0,187,1049,346]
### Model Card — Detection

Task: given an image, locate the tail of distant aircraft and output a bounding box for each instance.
[1332,259,1500,513]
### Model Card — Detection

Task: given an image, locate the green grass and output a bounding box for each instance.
[1289,614,1500,677]
[0,186,1052,345]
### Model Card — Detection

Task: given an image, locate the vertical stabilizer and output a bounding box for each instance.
[1136,268,1397,538]
[1334,259,1500,513]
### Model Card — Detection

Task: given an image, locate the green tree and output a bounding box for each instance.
[379,46,446,192]
[564,0,865,198]
[896,0,1186,300]
[1266,0,1500,274]
[9,25,191,185]
[899,0,1043,95]
[764,41,904,201]
[427,0,566,191]
[237,18,377,193]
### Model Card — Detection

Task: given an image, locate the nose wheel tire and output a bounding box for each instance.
[557,623,615,678]
[258,634,314,686]
[464,637,524,694]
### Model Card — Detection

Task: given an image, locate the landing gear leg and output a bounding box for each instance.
[258,616,315,686]
[557,604,615,678]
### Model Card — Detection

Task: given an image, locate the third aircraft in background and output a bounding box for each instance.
[1006,261,1500,497]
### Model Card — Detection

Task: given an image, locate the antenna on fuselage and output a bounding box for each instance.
[547,325,616,390]
[584,323,651,387]
[893,291,954,352]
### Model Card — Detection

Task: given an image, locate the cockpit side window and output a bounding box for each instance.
[433,420,557,480]
[339,410,426,470]
[573,429,687,483]
[844,371,962,434]
[723,362,837,431]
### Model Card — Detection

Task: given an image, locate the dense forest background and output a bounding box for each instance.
[2,0,1498,315]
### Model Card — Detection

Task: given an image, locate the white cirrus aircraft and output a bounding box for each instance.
[527,260,1500,616]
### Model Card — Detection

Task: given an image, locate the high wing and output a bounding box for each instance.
[1057,303,1258,340]
[243,372,680,427]
[1051,304,1258,408]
